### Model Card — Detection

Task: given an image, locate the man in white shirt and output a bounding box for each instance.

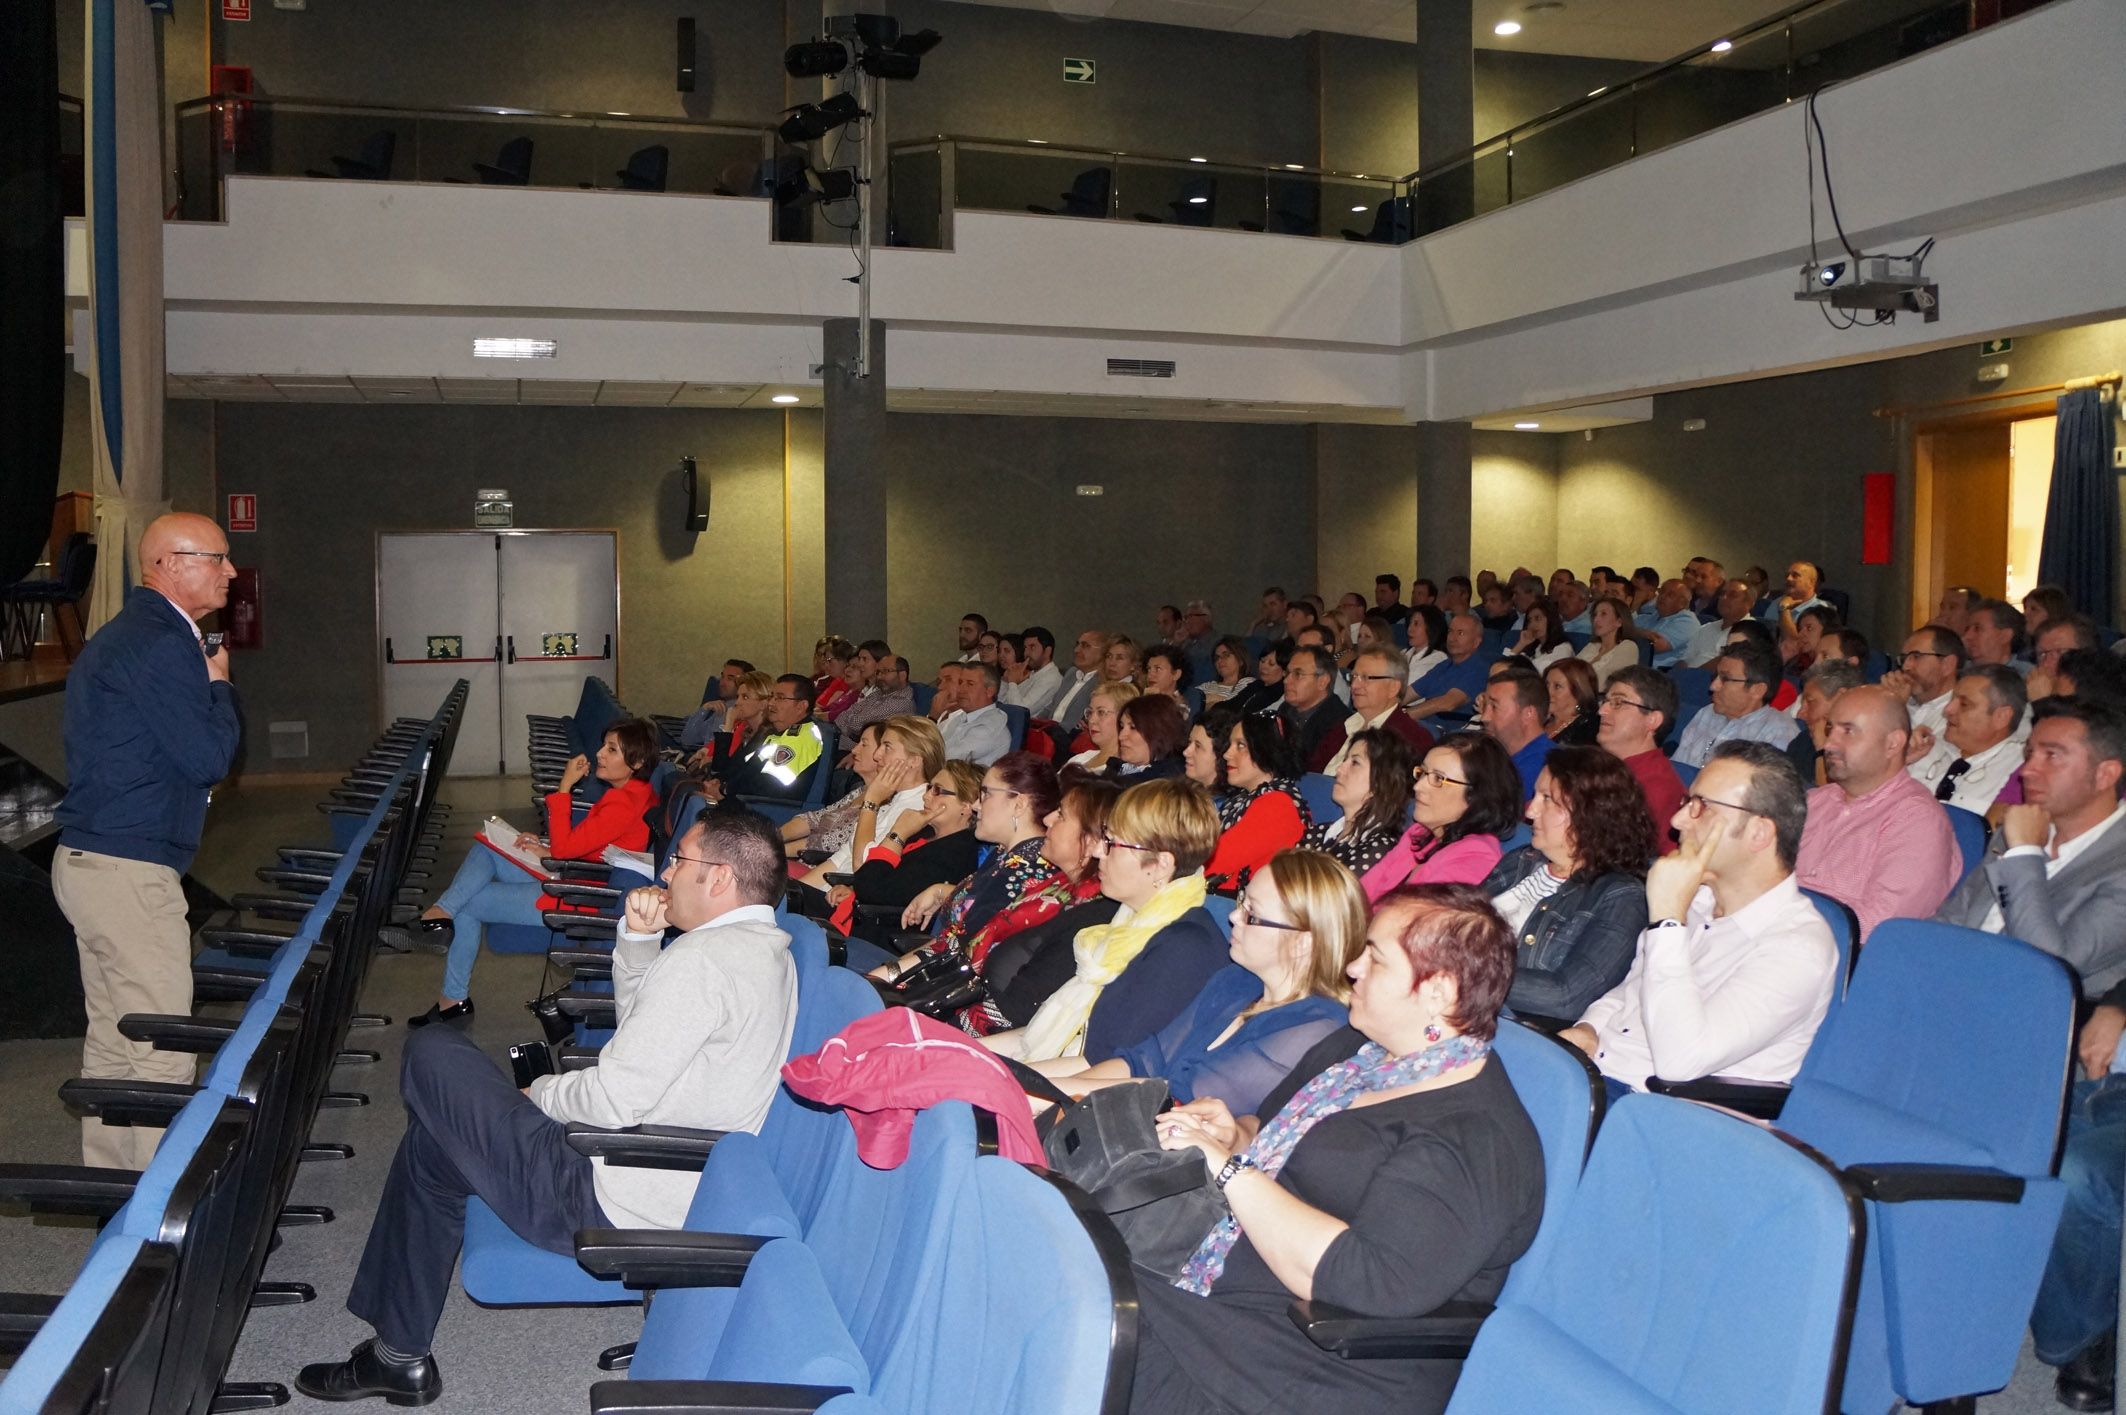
[939,660,1012,766]
[1879,624,1965,749]
[1045,628,1112,733]
[1681,579,1759,668]
[299,809,798,1405]
[1908,665,2028,810]
[1935,697,2126,997]
[1563,740,1836,1092]
[1008,626,1065,717]
[1671,642,1800,768]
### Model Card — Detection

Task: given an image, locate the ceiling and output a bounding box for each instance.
[937,0,1791,60]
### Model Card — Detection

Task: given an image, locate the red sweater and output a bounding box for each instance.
[1206,791,1306,889]
[1625,750,1685,857]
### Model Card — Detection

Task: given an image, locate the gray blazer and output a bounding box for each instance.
[1934,820,2126,998]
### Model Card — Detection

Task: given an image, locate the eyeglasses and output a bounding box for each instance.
[1599,695,1656,713]
[1236,904,1306,932]
[668,853,730,871]
[977,785,1019,800]
[166,550,230,566]
[1682,794,1755,820]
[925,784,961,799]
[1287,668,1327,680]
[1414,765,1468,788]
[1098,832,1161,857]
[1895,650,1953,665]
[1353,673,1401,683]
[1712,674,1751,687]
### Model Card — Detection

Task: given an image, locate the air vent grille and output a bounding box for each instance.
[1106,358,1176,379]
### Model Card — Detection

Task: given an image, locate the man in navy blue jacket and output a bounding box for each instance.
[53,512,241,1167]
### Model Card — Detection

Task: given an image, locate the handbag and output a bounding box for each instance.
[1004,1061,1228,1281]
[870,948,989,1020]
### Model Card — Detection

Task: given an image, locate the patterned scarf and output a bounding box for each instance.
[1175,1033,1490,1295]
[934,836,1061,962]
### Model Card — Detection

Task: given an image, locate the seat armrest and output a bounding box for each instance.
[558,1046,601,1072]
[1845,1163,2026,1205]
[589,1380,846,1415]
[117,1014,236,1053]
[563,1123,724,1170]
[1644,1074,1790,1120]
[544,859,612,881]
[58,1078,201,1125]
[549,883,624,907]
[573,1228,770,1287]
[1287,1298,1494,1360]
[0,1294,60,1359]
[549,945,616,970]
[0,1164,140,1218]
[554,992,617,1026]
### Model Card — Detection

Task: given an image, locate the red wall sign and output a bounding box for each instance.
[1861,473,1895,566]
[227,493,257,533]
[221,0,251,21]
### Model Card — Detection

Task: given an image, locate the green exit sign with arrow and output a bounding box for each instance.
[1063,57,1096,84]
[1978,337,2013,356]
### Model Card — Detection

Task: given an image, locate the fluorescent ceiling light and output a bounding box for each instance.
[1494,20,1522,36]
[1351,204,1368,212]
[473,337,557,360]
[1188,156,1207,163]
[1028,138,1047,144]
[770,393,801,404]
[1513,421,1541,429]
[1283,163,1305,170]
[1187,196,1208,204]
[1710,39,1733,52]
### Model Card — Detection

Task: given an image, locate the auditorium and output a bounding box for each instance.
[3,0,2124,1410]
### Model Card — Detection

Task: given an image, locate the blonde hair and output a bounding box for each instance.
[1107,778,1221,877]
[877,714,946,779]
[1104,635,1143,676]
[1091,681,1143,714]
[936,759,986,805]
[732,670,775,700]
[1257,849,1368,1002]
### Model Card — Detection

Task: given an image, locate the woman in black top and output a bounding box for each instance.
[834,761,984,943]
[1102,693,1189,783]
[1131,884,1545,1415]
[1543,658,1602,747]
[1301,727,1417,879]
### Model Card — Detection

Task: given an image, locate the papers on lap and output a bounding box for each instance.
[477,817,550,880]
[602,845,654,875]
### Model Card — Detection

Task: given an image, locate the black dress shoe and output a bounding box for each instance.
[295,1339,441,1406]
[406,999,474,1029]
[2059,1333,2117,1413]
[378,917,454,954]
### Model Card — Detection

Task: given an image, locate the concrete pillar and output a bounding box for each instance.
[1415,420,1473,579]
[821,316,889,641]
[1414,0,1474,233]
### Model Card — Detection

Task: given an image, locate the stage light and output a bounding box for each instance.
[858,49,922,80]
[783,40,848,78]
[778,92,863,144]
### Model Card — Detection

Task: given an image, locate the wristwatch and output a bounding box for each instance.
[1214,1154,1256,1191]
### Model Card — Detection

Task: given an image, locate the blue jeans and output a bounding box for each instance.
[431,845,544,1002]
[2030,1075,2126,1366]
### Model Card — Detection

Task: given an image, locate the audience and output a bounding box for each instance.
[1302,728,1418,879]
[1182,707,1234,797]
[1048,628,1114,732]
[1597,665,1686,855]
[829,760,984,939]
[1374,574,1409,625]
[968,780,1124,1034]
[1483,745,1654,1024]
[1226,642,1290,718]
[1199,636,1255,708]
[681,669,771,778]
[1403,602,1450,685]
[1578,596,1640,685]
[2023,584,2074,639]
[1768,560,1830,641]
[1368,734,1523,900]
[1408,612,1491,725]
[1556,580,1593,637]
[1479,666,1556,805]
[1031,848,1360,1117]
[1543,659,1601,748]
[794,714,942,895]
[676,658,755,748]
[1105,635,1146,687]
[781,720,886,861]
[811,635,859,719]
[938,661,1011,766]
[1786,604,1839,675]
[831,641,911,740]
[1562,741,1837,1094]
[1133,884,1543,1415]
[1309,647,1433,774]
[1278,644,1344,767]
[2029,614,2101,701]
[1248,586,1289,642]
[1207,714,1311,893]
[1066,682,1140,774]
[1684,556,1726,618]
[1010,626,1065,716]
[956,613,987,663]
[707,675,826,803]
[1936,584,1980,636]
[1106,694,1189,782]
[1671,641,1799,769]
[1881,624,1966,743]
[1816,625,1868,669]
[1142,644,1189,703]
[1793,684,1962,941]
[1964,598,2029,673]
[1795,659,1866,784]
[1907,664,2029,810]
[1508,595,1573,671]
[2060,646,2126,708]
[1680,579,1758,667]
[1178,600,1218,681]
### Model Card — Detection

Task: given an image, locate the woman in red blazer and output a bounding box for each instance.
[382,718,659,1027]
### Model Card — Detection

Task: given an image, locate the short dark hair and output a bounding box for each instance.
[724,658,756,673]
[1710,740,1807,870]
[1973,599,2027,653]
[1910,623,1966,671]
[1822,626,1868,663]
[1796,604,1841,634]
[1286,601,1319,625]
[1724,619,1775,653]
[1523,596,1569,652]
[1262,585,1288,601]
[1717,641,1780,700]
[777,673,818,707]
[1158,603,1182,621]
[1374,884,1517,1042]
[1375,573,1402,594]
[1964,663,2030,735]
[1445,575,1473,596]
[961,612,988,632]
[1607,665,1678,740]
[2059,648,2126,710]
[1193,706,1240,792]
[1144,643,1188,677]
[1288,643,1337,679]
[1022,626,1055,655]
[1220,711,1298,781]
[2040,615,2101,653]
[604,718,660,780]
[1632,566,1660,590]
[1490,666,1546,718]
[1543,744,1655,881]
[691,806,788,906]
[1413,578,1438,599]
[966,661,1002,695]
[1408,603,1449,655]
[1118,693,1189,761]
[1590,565,1618,584]
[986,750,1062,826]
[857,639,891,660]
[2032,696,2126,767]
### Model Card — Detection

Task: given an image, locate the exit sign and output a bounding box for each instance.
[1978,337,2013,356]
[1063,57,1096,84]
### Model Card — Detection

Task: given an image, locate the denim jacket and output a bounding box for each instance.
[1483,847,1649,1024]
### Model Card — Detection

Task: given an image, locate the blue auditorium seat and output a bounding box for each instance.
[1944,804,1989,884]
[1201,895,1234,938]
[999,702,1029,753]
[1296,772,1340,825]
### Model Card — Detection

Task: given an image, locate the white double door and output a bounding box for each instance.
[376,531,620,775]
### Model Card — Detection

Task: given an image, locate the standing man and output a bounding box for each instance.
[54,512,241,1167]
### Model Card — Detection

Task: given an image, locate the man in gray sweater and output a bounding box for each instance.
[297,808,799,1407]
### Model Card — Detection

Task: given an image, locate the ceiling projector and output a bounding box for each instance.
[1797,251,1939,322]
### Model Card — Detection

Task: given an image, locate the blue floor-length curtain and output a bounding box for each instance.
[2037,387,2120,628]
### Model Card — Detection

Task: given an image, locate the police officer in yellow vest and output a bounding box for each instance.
[705,673,826,804]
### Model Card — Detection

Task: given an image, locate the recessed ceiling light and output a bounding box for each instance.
[1494,20,1522,36]
[770,393,801,404]
[1188,156,1207,164]
[1187,195,1208,204]
[473,337,557,359]
[1350,204,1368,212]
[1711,38,1733,52]
[1028,138,1047,144]
[1283,163,1305,170]
[1514,421,1541,430]
[1587,87,1607,97]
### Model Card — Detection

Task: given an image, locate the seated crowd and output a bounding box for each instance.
[306,564,2126,1415]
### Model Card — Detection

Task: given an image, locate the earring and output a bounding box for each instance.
[1423,1023,1443,1043]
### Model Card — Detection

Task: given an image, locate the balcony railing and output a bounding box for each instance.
[171,94,780,222]
[888,0,2049,249]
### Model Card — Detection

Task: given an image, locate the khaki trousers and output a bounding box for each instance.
[52,848,196,1169]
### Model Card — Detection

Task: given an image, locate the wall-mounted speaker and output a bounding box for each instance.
[681,455,708,532]
[677,18,697,92]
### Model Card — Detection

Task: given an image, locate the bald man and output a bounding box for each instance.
[54,512,241,1167]
[1792,684,1962,941]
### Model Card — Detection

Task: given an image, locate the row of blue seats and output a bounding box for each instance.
[0,684,469,1413]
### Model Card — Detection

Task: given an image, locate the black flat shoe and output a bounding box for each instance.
[377,917,454,955]
[405,999,474,1029]
[2059,1333,2117,1413]
[295,1339,441,1406]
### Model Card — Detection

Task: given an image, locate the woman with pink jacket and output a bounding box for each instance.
[1362,733,1524,901]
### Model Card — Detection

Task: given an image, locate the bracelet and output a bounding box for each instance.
[1213,1154,1256,1191]
[859,801,881,812]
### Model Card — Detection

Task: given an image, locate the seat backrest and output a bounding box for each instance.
[1296,772,1340,824]
[1779,920,2074,1177]
[1944,804,1989,883]
[359,129,395,174]
[1201,894,1234,939]
[1667,667,1713,741]
[1669,759,1699,789]
[1488,1021,1604,1304]
[1500,822,1532,854]
[1453,1094,1857,1415]
[0,1235,174,1415]
[1801,888,1856,1006]
[999,702,1029,752]
[910,681,934,715]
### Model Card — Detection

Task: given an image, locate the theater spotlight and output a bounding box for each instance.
[777,91,863,144]
[859,27,942,80]
[783,40,849,78]
[773,166,858,207]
